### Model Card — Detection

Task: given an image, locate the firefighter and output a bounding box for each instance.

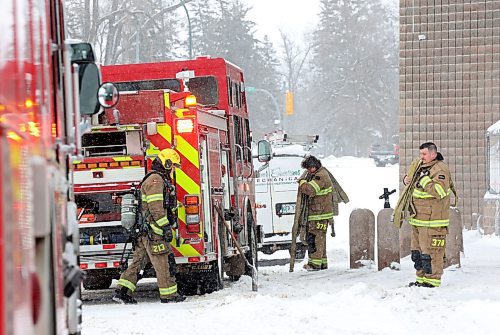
[403,142,452,288]
[113,148,186,304]
[298,155,335,271]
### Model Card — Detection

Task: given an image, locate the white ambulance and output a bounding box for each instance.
[253,131,318,257]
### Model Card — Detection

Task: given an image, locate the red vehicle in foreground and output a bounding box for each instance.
[0,1,116,333]
[75,57,260,294]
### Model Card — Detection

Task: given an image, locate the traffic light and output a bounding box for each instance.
[285,90,294,115]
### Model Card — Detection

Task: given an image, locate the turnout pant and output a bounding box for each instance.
[306,220,329,269]
[410,226,447,287]
[117,234,178,299]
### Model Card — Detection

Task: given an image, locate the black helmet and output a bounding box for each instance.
[301,155,322,170]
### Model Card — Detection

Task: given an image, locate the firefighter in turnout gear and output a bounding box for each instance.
[298,156,335,271]
[404,142,452,288]
[113,149,186,303]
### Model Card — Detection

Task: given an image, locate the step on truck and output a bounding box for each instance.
[74,57,261,294]
[253,131,318,258]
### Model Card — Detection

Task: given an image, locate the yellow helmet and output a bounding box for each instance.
[157,148,181,169]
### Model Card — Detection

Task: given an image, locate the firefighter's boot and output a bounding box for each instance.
[112,286,138,304]
[160,294,186,303]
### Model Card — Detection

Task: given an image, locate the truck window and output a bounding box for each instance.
[233,116,242,161]
[227,77,233,107]
[81,130,142,157]
[188,76,218,106]
[244,118,252,161]
[114,79,181,92]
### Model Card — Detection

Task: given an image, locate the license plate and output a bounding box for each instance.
[276,203,296,216]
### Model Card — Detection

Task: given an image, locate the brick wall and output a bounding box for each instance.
[399,0,500,229]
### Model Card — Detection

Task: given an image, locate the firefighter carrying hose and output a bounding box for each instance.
[299,156,349,271]
[113,149,186,304]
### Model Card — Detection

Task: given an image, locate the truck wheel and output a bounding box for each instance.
[245,216,258,276]
[199,261,222,295]
[82,273,112,290]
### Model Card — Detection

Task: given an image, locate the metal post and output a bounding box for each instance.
[181,0,193,59]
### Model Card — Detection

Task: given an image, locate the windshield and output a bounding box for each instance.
[188,76,219,106]
[115,79,181,92]
[82,130,143,157]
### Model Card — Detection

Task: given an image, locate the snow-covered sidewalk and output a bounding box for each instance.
[82,158,500,335]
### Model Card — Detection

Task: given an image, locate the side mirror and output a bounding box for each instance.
[257,140,272,162]
[97,82,119,108]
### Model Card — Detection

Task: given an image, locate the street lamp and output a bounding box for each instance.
[181,0,193,59]
[246,86,282,130]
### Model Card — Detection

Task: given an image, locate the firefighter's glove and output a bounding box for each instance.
[162,226,173,243]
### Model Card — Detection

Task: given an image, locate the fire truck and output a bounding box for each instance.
[0,0,117,334]
[74,57,260,294]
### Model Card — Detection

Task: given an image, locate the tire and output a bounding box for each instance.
[245,214,258,276]
[82,272,112,290]
[199,261,222,295]
[177,274,198,296]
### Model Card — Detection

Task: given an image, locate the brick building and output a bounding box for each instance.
[399,0,500,230]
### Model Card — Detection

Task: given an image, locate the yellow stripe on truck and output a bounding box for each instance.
[158,124,172,143]
[176,169,200,195]
[175,134,199,168]
[112,156,132,162]
[172,243,201,257]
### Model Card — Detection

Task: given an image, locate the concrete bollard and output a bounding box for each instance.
[349,209,375,269]
[399,221,412,258]
[376,208,400,270]
[445,207,463,268]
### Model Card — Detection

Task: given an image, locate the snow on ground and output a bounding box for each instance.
[82,157,500,335]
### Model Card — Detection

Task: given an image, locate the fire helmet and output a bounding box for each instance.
[157,148,181,169]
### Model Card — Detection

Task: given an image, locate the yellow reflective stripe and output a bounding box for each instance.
[158,124,172,143]
[435,184,447,198]
[156,216,169,227]
[412,189,434,198]
[176,169,200,195]
[164,92,171,109]
[175,134,199,169]
[171,237,202,256]
[117,279,136,292]
[409,218,449,227]
[416,276,424,283]
[113,156,132,162]
[423,277,441,287]
[299,180,306,185]
[316,187,333,195]
[308,180,321,193]
[419,175,432,188]
[146,194,164,203]
[308,213,334,221]
[321,258,328,265]
[149,223,163,235]
[146,142,160,156]
[159,284,178,296]
[142,195,147,201]
[309,259,322,266]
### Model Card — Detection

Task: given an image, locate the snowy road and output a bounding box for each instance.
[82,157,500,335]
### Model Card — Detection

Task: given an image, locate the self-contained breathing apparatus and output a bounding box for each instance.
[118,171,180,271]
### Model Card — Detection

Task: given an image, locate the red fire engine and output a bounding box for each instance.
[74,57,260,294]
[0,0,117,333]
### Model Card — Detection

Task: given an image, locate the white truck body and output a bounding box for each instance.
[254,142,310,254]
